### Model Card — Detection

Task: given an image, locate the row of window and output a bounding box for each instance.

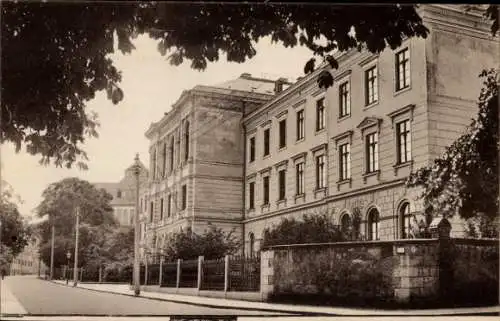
[249,48,411,162]
[148,185,187,222]
[13,258,34,267]
[248,118,412,208]
[151,121,190,180]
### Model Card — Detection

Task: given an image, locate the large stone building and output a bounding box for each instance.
[93,160,149,226]
[141,74,291,258]
[143,4,498,257]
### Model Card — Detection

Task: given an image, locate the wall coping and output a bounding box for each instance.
[451,238,499,246]
[262,238,440,251]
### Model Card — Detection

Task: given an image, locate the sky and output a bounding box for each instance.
[2,34,313,217]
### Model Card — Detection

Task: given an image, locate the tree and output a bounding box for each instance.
[262,210,346,248]
[0,181,31,258]
[406,69,499,237]
[162,225,239,261]
[104,226,134,266]
[36,177,117,267]
[1,2,447,169]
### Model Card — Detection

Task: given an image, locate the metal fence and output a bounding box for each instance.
[179,259,198,288]
[229,254,260,292]
[200,258,225,291]
[146,264,160,285]
[160,262,177,287]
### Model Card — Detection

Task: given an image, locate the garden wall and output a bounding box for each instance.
[261,237,498,308]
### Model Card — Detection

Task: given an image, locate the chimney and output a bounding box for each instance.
[274,77,288,94]
[240,73,252,79]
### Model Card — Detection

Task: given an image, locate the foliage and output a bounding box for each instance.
[406,69,499,237]
[104,226,135,266]
[35,177,117,268]
[162,225,240,261]
[0,2,439,168]
[0,181,31,258]
[262,210,346,248]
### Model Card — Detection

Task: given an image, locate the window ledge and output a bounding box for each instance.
[315,128,326,135]
[246,208,255,215]
[364,100,379,111]
[394,85,412,97]
[393,160,414,176]
[278,146,287,152]
[338,114,351,123]
[314,188,328,199]
[276,199,287,208]
[261,204,270,212]
[295,138,305,145]
[336,178,352,191]
[362,170,381,183]
[263,154,271,160]
[294,193,305,203]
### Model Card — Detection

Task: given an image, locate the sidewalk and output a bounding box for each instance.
[51,280,500,316]
[0,278,27,316]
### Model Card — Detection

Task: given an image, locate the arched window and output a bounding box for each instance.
[367,208,380,240]
[340,213,351,236]
[249,233,255,258]
[400,202,411,239]
[184,122,190,161]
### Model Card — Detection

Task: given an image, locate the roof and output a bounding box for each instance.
[213,73,280,95]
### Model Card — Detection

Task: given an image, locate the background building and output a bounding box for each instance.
[93,160,149,226]
[9,237,47,276]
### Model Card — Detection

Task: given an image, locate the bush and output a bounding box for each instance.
[262,210,346,247]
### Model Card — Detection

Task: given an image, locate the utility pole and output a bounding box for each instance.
[50,223,55,280]
[133,153,141,296]
[73,207,80,287]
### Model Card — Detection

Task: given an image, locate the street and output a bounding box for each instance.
[1,276,288,316]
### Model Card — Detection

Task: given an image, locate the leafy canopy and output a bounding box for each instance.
[406,69,499,237]
[162,225,240,261]
[1,2,440,169]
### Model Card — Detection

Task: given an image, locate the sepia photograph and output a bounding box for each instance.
[0,2,498,321]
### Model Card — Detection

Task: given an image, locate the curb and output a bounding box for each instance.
[48,281,317,316]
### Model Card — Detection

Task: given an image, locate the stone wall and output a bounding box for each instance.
[261,238,499,307]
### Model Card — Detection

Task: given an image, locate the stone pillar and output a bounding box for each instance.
[176,259,181,288]
[159,257,163,286]
[197,256,204,291]
[224,255,230,293]
[260,250,274,301]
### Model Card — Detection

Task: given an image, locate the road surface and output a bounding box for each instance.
[3,276,288,316]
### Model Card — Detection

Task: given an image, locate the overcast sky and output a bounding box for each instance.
[2,34,313,216]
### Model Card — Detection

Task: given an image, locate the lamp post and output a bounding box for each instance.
[49,221,55,280]
[133,153,141,296]
[66,251,71,284]
[73,207,80,287]
[0,219,4,280]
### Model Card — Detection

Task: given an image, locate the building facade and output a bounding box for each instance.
[93,161,149,226]
[9,237,47,276]
[142,5,498,257]
[241,4,498,254]
[141,74,292,259]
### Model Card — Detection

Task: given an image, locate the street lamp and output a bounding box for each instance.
[132,153,141,296]
[66,251,71,284]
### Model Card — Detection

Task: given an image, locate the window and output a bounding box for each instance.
[184,122,190,161]
[396,48,410,91]
[249,182,255,209]
[152,149,157,179]
[159,198,164,221]
[117,190,122,198]
[176,136,181,166]
[169,137,174,171]
[396,119,411,164]
[162,142,167,177]
[167,194,172,217]
[367,208,380,240]
[400,202,411,239]
[249,233,255,258]
[263,128,270,156]
[316,98,325,131]
[316,155,326,189]
[366,133,379,173]
[249,137,255,162]
[149,201,154,222]
[340,214,351,235]
[181,185,187,210]
[278,169,286,200]
[279,119,287,149]
[365,66,378,105]
[339,143,351,180]
[296,109,305,141]
[263,176,270,205]
[339,81,350,117]
[296,162,304,195]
